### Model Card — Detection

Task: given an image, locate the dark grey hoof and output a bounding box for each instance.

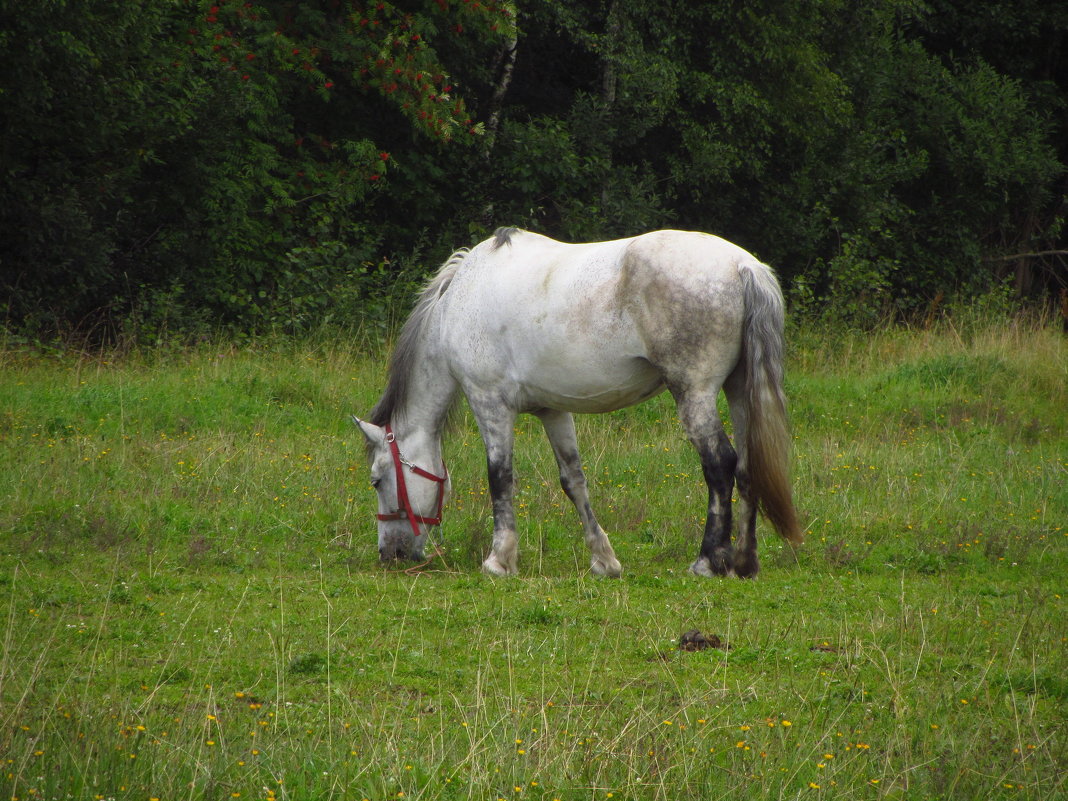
[733,551,759,579]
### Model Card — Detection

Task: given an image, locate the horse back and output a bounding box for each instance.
[440,229,754,409]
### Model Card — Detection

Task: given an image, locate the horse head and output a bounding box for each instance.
[353,417,449,562]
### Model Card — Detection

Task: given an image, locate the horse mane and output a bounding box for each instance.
[369,249,468,428]
[492,226,519,249]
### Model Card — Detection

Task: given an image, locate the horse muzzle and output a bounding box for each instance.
[379,532,424,562]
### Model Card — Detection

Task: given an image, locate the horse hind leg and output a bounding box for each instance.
[724,371,759,578]
[730,467,759,578]
[536,409,622,577]
[671,387,737,578]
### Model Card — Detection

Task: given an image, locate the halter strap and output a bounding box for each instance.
[377,424,448,539]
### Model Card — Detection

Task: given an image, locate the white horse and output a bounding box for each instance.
[354,227,802,577]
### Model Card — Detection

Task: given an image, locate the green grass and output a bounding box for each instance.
[0,313,1065,801]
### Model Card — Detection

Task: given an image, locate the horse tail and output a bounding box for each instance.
[737,262,803,544]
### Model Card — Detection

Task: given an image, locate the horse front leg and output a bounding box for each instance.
[536,410,622,577]
[472,404,521,576]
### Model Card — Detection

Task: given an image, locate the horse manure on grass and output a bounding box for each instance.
[679,629,730,651]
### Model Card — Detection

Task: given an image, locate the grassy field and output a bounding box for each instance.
[0,311,1065,800]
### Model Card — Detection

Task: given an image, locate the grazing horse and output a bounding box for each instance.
[354,227,802,577]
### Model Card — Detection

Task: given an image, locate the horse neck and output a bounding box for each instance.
[392,342,456,460]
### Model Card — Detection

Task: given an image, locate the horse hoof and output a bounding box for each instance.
[733,554,759,579]
[591,557,622,578]
[690,557,716,578]
[482,554,517,577]
[689,553,734,578]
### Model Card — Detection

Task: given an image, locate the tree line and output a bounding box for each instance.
[1,0,1065,340]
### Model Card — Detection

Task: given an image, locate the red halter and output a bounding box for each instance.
[376,424,448,539]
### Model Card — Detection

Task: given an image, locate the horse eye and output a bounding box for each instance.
[370,477,383,490]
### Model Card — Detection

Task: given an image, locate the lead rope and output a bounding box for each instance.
[399,534,451,575]
[395,521,456,575]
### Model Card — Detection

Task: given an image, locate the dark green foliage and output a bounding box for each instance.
[0,0,513,338]
[0,1,189,329]
[1,0,1064,339]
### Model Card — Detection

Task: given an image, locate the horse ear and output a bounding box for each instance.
[351,416,385,447]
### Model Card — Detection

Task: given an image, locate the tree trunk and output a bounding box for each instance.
[482,13,519,162]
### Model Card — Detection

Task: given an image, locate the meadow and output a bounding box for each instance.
[0,309,1065,800]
